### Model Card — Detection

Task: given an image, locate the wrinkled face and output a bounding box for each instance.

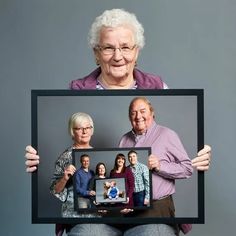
[98,164,106,176]
[129,99,154,134]
[73,120,93,145]
[95,26,139,81]
[81,156,90,169]
[128,152,138,166]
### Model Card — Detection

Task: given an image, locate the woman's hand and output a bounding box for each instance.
[120,208,134,214]
[25,145,39,172]
[144,199,150,206]
[89,190,96,196]
[122,197,129,204]
[63,165,76,181]
[192,145,211,171]
[54,165,76,193]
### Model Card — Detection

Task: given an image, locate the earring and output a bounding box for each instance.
[95,58,100,66]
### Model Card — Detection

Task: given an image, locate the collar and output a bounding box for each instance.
[132,121,157,138]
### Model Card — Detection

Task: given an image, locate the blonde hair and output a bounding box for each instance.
[68,112,94,138]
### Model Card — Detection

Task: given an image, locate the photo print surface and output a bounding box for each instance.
[31,89,204,224]
[72,148,151,213]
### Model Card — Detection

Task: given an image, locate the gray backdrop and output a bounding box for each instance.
[0,0,235,235]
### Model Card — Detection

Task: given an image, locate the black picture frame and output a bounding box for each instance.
[95,177,127,205]
[31,89,204,224]
[72,147,152,213]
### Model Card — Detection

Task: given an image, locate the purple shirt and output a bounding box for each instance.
[119,121,193,200]
[70,67,165,90]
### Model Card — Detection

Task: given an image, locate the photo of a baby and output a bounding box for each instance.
[95,178,127,205]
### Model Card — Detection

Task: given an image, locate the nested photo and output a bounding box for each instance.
[72,148,151,214]
[31,89,204,224]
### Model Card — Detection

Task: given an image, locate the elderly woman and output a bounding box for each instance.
[70,9,165,90]
[50,112,94,217]
[25,8,211,236]
[50,112,96,235]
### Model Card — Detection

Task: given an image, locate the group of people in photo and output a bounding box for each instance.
[48,95,194,221]
[74,150,150,211]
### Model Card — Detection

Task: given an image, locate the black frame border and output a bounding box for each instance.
[31,89,204,224]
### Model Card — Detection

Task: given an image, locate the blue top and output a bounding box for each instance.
[75,167,94,197]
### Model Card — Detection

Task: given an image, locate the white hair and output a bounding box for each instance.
[88,9,145,49]
[68,112,94,138]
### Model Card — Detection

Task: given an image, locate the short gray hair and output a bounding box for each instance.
[88,9,145,49]
[68,112,94,138]
[129,96,155,120]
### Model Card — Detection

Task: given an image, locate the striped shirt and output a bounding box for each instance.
[129,161,150,200]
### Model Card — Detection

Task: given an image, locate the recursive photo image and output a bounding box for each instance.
[32,89,204,224]
[72,148,151,213]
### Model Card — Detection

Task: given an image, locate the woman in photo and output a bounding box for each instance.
[110,153,135,208]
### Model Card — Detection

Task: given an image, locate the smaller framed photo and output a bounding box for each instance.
[72,147,152,213]
[95,177,127,205]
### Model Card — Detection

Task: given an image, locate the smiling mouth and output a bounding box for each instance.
[112,64,125,68]
[136,120,145,124]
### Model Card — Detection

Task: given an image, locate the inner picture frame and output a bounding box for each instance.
[95,177,127,205]
[72,148,152,213]
[31,89,204,224]
[95,177,126,205]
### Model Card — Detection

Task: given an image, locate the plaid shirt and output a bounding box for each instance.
[129,161,150,200]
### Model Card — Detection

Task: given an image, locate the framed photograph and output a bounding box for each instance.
[72,148,152,213]
[95,177,127,205]
[31,89,204,224]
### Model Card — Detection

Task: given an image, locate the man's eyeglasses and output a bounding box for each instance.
[73,126,93,132]
[96,45,136,55]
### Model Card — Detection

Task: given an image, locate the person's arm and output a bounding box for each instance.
[75,170,90,196]
[149,129,193,179]
[165,86,211,172]
[88,176,96,197]
[25,145,39,172]
[88,176,95,191]
[126,168,135,203]
[115,187,119,197]
[192,145,211,171]
[75,170,82,193]
[107,187,111,197]
[49,151,73,202]
[54,164,76,193]
[142,165,150,204]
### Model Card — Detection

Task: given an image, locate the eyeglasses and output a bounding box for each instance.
[73,126,93,132]
[96,45,137,55]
